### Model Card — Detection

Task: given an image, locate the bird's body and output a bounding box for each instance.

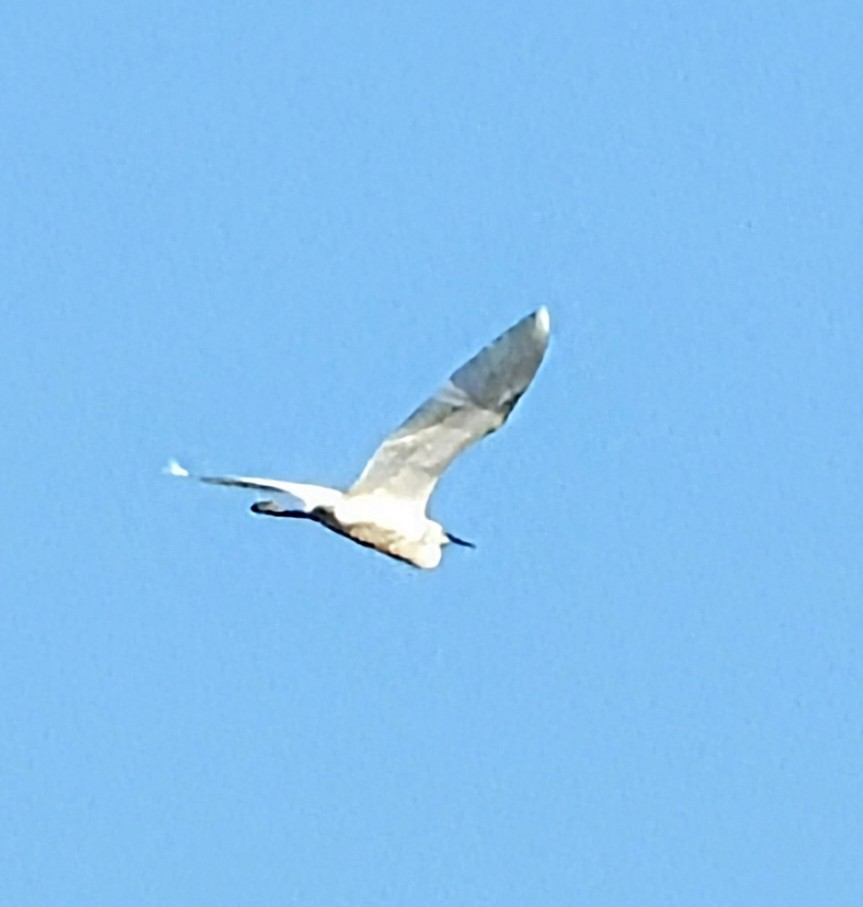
[169,307,550,569]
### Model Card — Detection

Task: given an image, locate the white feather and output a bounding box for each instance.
[165,459,191,477]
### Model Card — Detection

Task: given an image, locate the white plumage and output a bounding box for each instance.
[170,308,550,569]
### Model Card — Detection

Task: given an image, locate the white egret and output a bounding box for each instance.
[169,307,550,569]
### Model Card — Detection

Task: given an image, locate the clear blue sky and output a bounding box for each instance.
[3,2,862,904]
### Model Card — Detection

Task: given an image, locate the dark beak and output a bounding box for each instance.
[446,532,476,549]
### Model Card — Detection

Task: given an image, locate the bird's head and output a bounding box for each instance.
[424,521,476,552]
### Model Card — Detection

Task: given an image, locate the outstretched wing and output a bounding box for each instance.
[348,307,550,510]
[165,461,342,511]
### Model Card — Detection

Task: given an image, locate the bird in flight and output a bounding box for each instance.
[169,307,550,569]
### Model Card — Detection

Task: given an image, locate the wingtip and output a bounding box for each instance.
[534,306,551,336]
[164,459,191,477]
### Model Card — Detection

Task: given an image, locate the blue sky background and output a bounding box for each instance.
[3,2,863,904]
